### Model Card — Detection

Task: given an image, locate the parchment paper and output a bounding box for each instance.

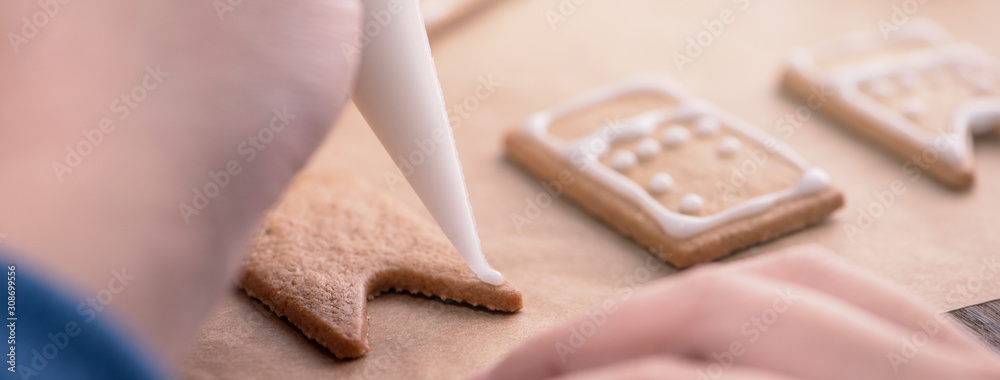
[179,1,1000,378]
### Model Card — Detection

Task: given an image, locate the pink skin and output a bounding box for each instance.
[0,0,362,365]
[476,245,1000,380]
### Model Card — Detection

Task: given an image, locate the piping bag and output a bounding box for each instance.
[351,0,504,286]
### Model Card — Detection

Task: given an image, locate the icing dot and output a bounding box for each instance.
[717,136,742,157]
[795,167,832,194]
[901,97,926,119]
[867,78,896,98]
[647,172,674,194]
[679,194,704,214]
[695,117,721,137]
[694,116,722,137]
[609,150,637,171]
[634,138,662,160]
[660,125,691,147]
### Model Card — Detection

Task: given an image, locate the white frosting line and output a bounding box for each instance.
[959,98,1000,136]
[520,77,830,239]
[789,19,1000,166]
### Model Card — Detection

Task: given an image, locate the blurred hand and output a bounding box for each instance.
[0,0,361,363]
[477,245,1000,380]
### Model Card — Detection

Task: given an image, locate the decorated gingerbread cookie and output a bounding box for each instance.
[783,19,1000,189]
[240,172,522,359]
[505,77,843,268]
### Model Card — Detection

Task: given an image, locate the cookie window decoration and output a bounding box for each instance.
[505,77,844,268]
[783,19,1000,189]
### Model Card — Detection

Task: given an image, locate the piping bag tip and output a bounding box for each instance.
[352,0,504,286]
[476,268,504,286]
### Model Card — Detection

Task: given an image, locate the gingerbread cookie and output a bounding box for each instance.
[240,172,522,359]
[421,0,499,34]
[504,77,843,268]
[783,19,1000,189]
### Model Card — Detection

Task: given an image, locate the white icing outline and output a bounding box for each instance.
[788,19,1000,165]
[519,77,831,239]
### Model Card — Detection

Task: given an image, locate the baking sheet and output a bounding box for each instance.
[180,1,1000,378]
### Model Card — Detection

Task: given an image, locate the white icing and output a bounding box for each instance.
[901,98,926,119]
[695,116,721,136]
[660,125,691,147]
[610,150,638,171]
[519,77,830,239]
[959,98,1000,136]
[679,194,704,214]
[353,0,503,285]
[647,172,674,194]
[634,137,662,160]
[788,19,1000,166]
[718,136,743,156]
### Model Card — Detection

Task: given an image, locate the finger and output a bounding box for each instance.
[484,269,977,380]
[726,244,985,352]
[549,356,794,380]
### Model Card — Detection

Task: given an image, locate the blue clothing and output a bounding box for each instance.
[3,257,167,380]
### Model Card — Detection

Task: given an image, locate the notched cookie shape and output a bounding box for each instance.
[783,19,1000,189]
[505,77,844,268]
[240,172,522,359]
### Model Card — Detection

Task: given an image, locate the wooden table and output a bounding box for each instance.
[180,1,1000,378]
